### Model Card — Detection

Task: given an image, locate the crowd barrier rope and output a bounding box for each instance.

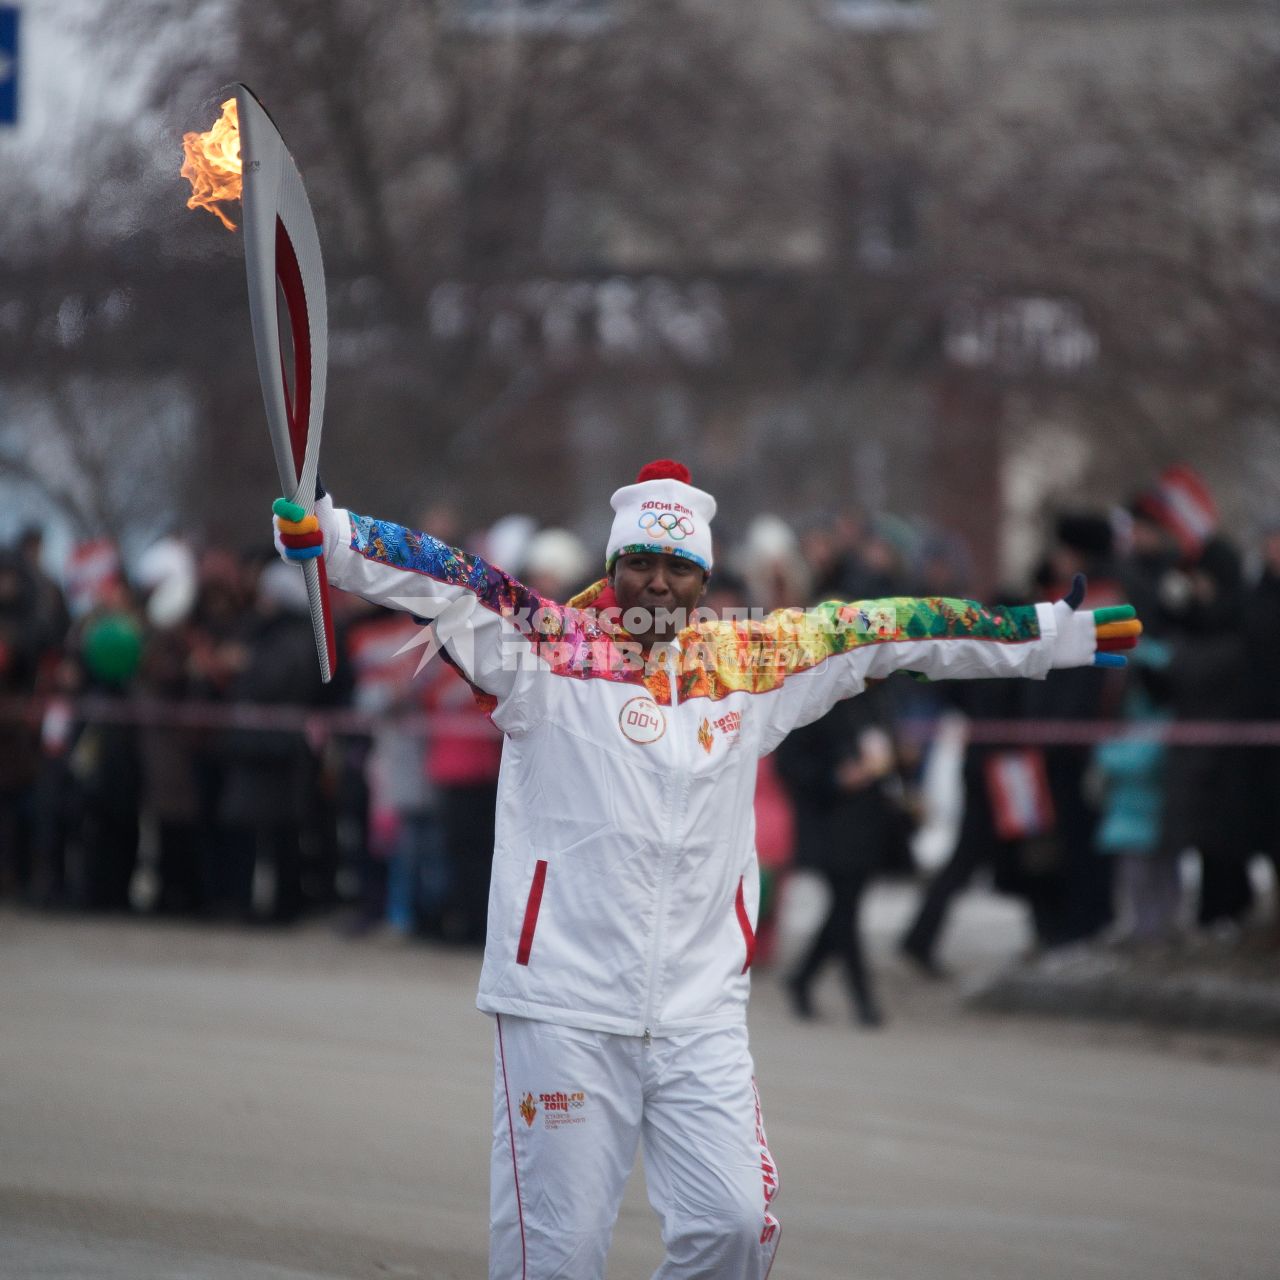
[4,697,1280,747]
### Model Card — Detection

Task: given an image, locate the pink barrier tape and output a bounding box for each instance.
[3,698,1280,746]
[0,696,456,740]
[899,719,1280,747]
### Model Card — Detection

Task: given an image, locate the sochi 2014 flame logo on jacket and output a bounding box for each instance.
[698,710,744,754]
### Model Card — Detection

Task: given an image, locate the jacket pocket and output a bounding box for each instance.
[734,875,756,974]
[516,860,548,966]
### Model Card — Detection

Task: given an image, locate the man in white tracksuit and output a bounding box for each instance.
[272,459,1140,1278]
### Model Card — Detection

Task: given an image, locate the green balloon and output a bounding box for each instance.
[83,613,143,685]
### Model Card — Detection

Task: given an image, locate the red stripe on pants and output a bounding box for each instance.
[495,1015,528,1279]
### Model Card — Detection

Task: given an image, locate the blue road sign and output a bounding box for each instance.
[0,7,18,126]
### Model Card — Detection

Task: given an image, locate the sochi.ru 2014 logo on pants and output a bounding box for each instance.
[619,696,666,745]
[520,1090,586,1129]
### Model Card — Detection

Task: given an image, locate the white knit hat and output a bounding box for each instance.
[606,459,716,574]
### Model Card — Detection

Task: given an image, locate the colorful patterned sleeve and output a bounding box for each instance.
[819,596,1042,657]
[702,596,1059,751]
[325,509,555,719]
[344,513,546,621]
[804,595,1052,684]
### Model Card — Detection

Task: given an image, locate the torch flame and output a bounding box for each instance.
[181,98,242,231]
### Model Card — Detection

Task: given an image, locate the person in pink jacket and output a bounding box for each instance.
[422,659,503,945]
[274,460,1140,1280]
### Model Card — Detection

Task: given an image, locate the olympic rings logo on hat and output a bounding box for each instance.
[638,511,695,540]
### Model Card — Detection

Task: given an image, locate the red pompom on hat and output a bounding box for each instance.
[636,459,692,485]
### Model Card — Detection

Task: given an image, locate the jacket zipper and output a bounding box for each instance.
[642,643,687,1047]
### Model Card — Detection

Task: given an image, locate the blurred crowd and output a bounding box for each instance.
[0,464,1277,1007]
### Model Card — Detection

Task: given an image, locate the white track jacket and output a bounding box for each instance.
[324,507,1080,1039]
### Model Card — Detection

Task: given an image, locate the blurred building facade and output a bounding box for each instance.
[0,0,1276,591]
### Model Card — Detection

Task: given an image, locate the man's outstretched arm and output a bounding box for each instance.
[744,573,1141,747]
[853,573,1141,683]
[273,493,550,714]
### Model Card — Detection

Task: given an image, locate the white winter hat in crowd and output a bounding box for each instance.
[258,559,312,615]
[524,527,592,587]
[135,536,197,629]
[605,459,716,574]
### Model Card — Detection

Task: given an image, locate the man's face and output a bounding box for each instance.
[610,552,707,646]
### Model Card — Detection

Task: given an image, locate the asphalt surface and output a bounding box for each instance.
[2,889,1278,1280]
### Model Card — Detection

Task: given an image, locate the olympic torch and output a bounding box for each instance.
[180,87,337,681]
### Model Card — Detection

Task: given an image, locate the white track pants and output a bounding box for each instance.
[491,1015,781,1280]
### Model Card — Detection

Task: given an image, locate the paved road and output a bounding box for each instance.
[2,894,1277,1280]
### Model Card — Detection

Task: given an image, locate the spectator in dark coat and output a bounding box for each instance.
[1132,469,1251,927]
[1236,522,1280,927]
[185,557,254,915]
[1164,616,1250,926]
[73,611,144,911]
[17,526,71,657]
[138,625,206,914]
[0,550,47,900]
[1024,513,1128,947]
[216,562,333,921]
[898,673,1032,974]
[776,688,897,1027]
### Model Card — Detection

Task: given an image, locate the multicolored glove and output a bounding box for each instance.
[1050,573,1143,670]
[272,490,340,564]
